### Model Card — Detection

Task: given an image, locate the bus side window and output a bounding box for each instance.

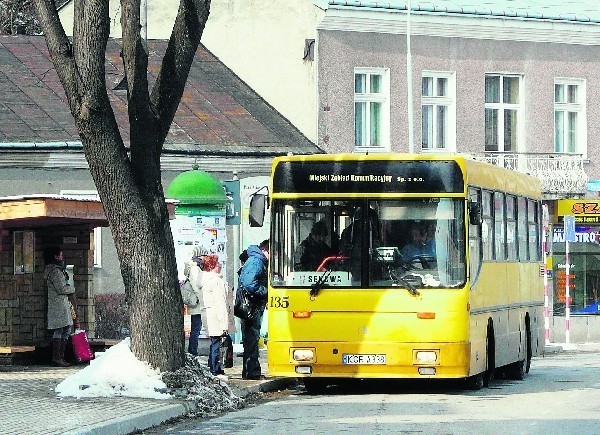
[468,187,482,286]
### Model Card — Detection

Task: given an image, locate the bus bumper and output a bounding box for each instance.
[268,341,472,379]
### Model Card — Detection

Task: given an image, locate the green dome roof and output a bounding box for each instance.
[166,168,229,204]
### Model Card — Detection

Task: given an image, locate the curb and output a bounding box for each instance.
[67,377,296,435]
[68,401,197,435]
[543,345,563,355]
[229,377,298,398]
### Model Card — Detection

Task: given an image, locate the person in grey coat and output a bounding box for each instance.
[184,246,209,356]
[44,246,78,367]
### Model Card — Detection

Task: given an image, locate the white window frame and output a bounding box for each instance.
[554,78,587,158]
[484,73,524,153]
[60,190,102,268]
[354,67,390,153]
[421,71,456,153]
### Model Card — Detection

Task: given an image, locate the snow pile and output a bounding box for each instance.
[55,338,244,417]
[55,338,170,399]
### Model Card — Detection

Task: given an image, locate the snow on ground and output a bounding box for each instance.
[55,338,244,416]
[55,338,170,399]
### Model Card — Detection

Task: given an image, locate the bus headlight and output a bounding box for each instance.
[416,351,437,364]
[293,349,315,361]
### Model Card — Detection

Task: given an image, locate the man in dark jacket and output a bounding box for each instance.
[237,240,269,379]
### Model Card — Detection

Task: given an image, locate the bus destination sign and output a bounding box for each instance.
[273,160,464,194]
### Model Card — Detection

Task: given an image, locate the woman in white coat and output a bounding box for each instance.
[201,254,229,378]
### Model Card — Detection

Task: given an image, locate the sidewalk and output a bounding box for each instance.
[543,341,600,354]
[0,348,295,435]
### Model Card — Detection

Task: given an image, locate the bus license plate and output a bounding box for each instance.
[342,354,386,365]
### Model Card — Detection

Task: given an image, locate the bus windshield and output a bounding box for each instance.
[271,198,466,289]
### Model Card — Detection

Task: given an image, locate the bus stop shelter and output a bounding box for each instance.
[0,195,109,364]
[0,195,177,364]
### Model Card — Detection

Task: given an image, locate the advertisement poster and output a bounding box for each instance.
[172,214,228,280]
[13,230,34,274]
[172,212,227,339]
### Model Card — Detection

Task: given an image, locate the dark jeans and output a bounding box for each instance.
[241,305,265,379]
[188,314,202,355]
[208,336,223,375]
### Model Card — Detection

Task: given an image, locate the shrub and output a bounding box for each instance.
[94,293,130,339]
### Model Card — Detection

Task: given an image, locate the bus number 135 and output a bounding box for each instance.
[269,296,290,308]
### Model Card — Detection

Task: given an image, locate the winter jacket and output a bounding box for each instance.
[238,245,268,300]
[44,263,74,330]
[201,271,229,337]
[185,261,206,317]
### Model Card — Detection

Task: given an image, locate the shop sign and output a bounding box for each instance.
[556,199,600,223]
[552,227,600,243]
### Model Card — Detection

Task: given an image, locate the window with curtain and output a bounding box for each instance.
[555,79,585,155]
[485,74,521,152]
[354,68,390,151]
[421,72,455,152]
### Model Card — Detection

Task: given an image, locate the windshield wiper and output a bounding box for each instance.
[310,268,333,298]
[389,268,420,296]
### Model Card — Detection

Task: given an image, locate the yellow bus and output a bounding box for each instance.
[256,153,544,392]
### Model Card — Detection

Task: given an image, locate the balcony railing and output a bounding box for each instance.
[469,152,588,197]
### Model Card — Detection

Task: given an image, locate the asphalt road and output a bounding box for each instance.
[143,350,600,434]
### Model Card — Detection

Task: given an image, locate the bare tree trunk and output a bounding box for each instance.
[34,0,212,372]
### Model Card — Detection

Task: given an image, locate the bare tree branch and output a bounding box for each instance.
[121,0,159,170]
[151,0,211,144]
[33,0,81,114]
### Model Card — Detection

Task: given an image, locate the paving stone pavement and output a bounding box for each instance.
[0,348,290,435]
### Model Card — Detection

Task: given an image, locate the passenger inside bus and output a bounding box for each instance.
[294,220,334,271]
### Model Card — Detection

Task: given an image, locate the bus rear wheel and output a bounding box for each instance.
[303,378,329,395]
[507,329,528,380]
[466,372,484,390]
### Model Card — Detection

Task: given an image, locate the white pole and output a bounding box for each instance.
[542,204,550,344]
[543,224,550,344]
[406,0,414,154]
[232,172,241,344]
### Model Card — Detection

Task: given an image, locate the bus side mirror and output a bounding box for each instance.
[249,193,268,227]
[468,201,482,225]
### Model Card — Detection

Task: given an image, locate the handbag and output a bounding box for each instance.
[234,287,259,321]
[71,329,95,363]
[220,333,234,368]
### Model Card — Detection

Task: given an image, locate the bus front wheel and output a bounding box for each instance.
[303,378,329,395]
